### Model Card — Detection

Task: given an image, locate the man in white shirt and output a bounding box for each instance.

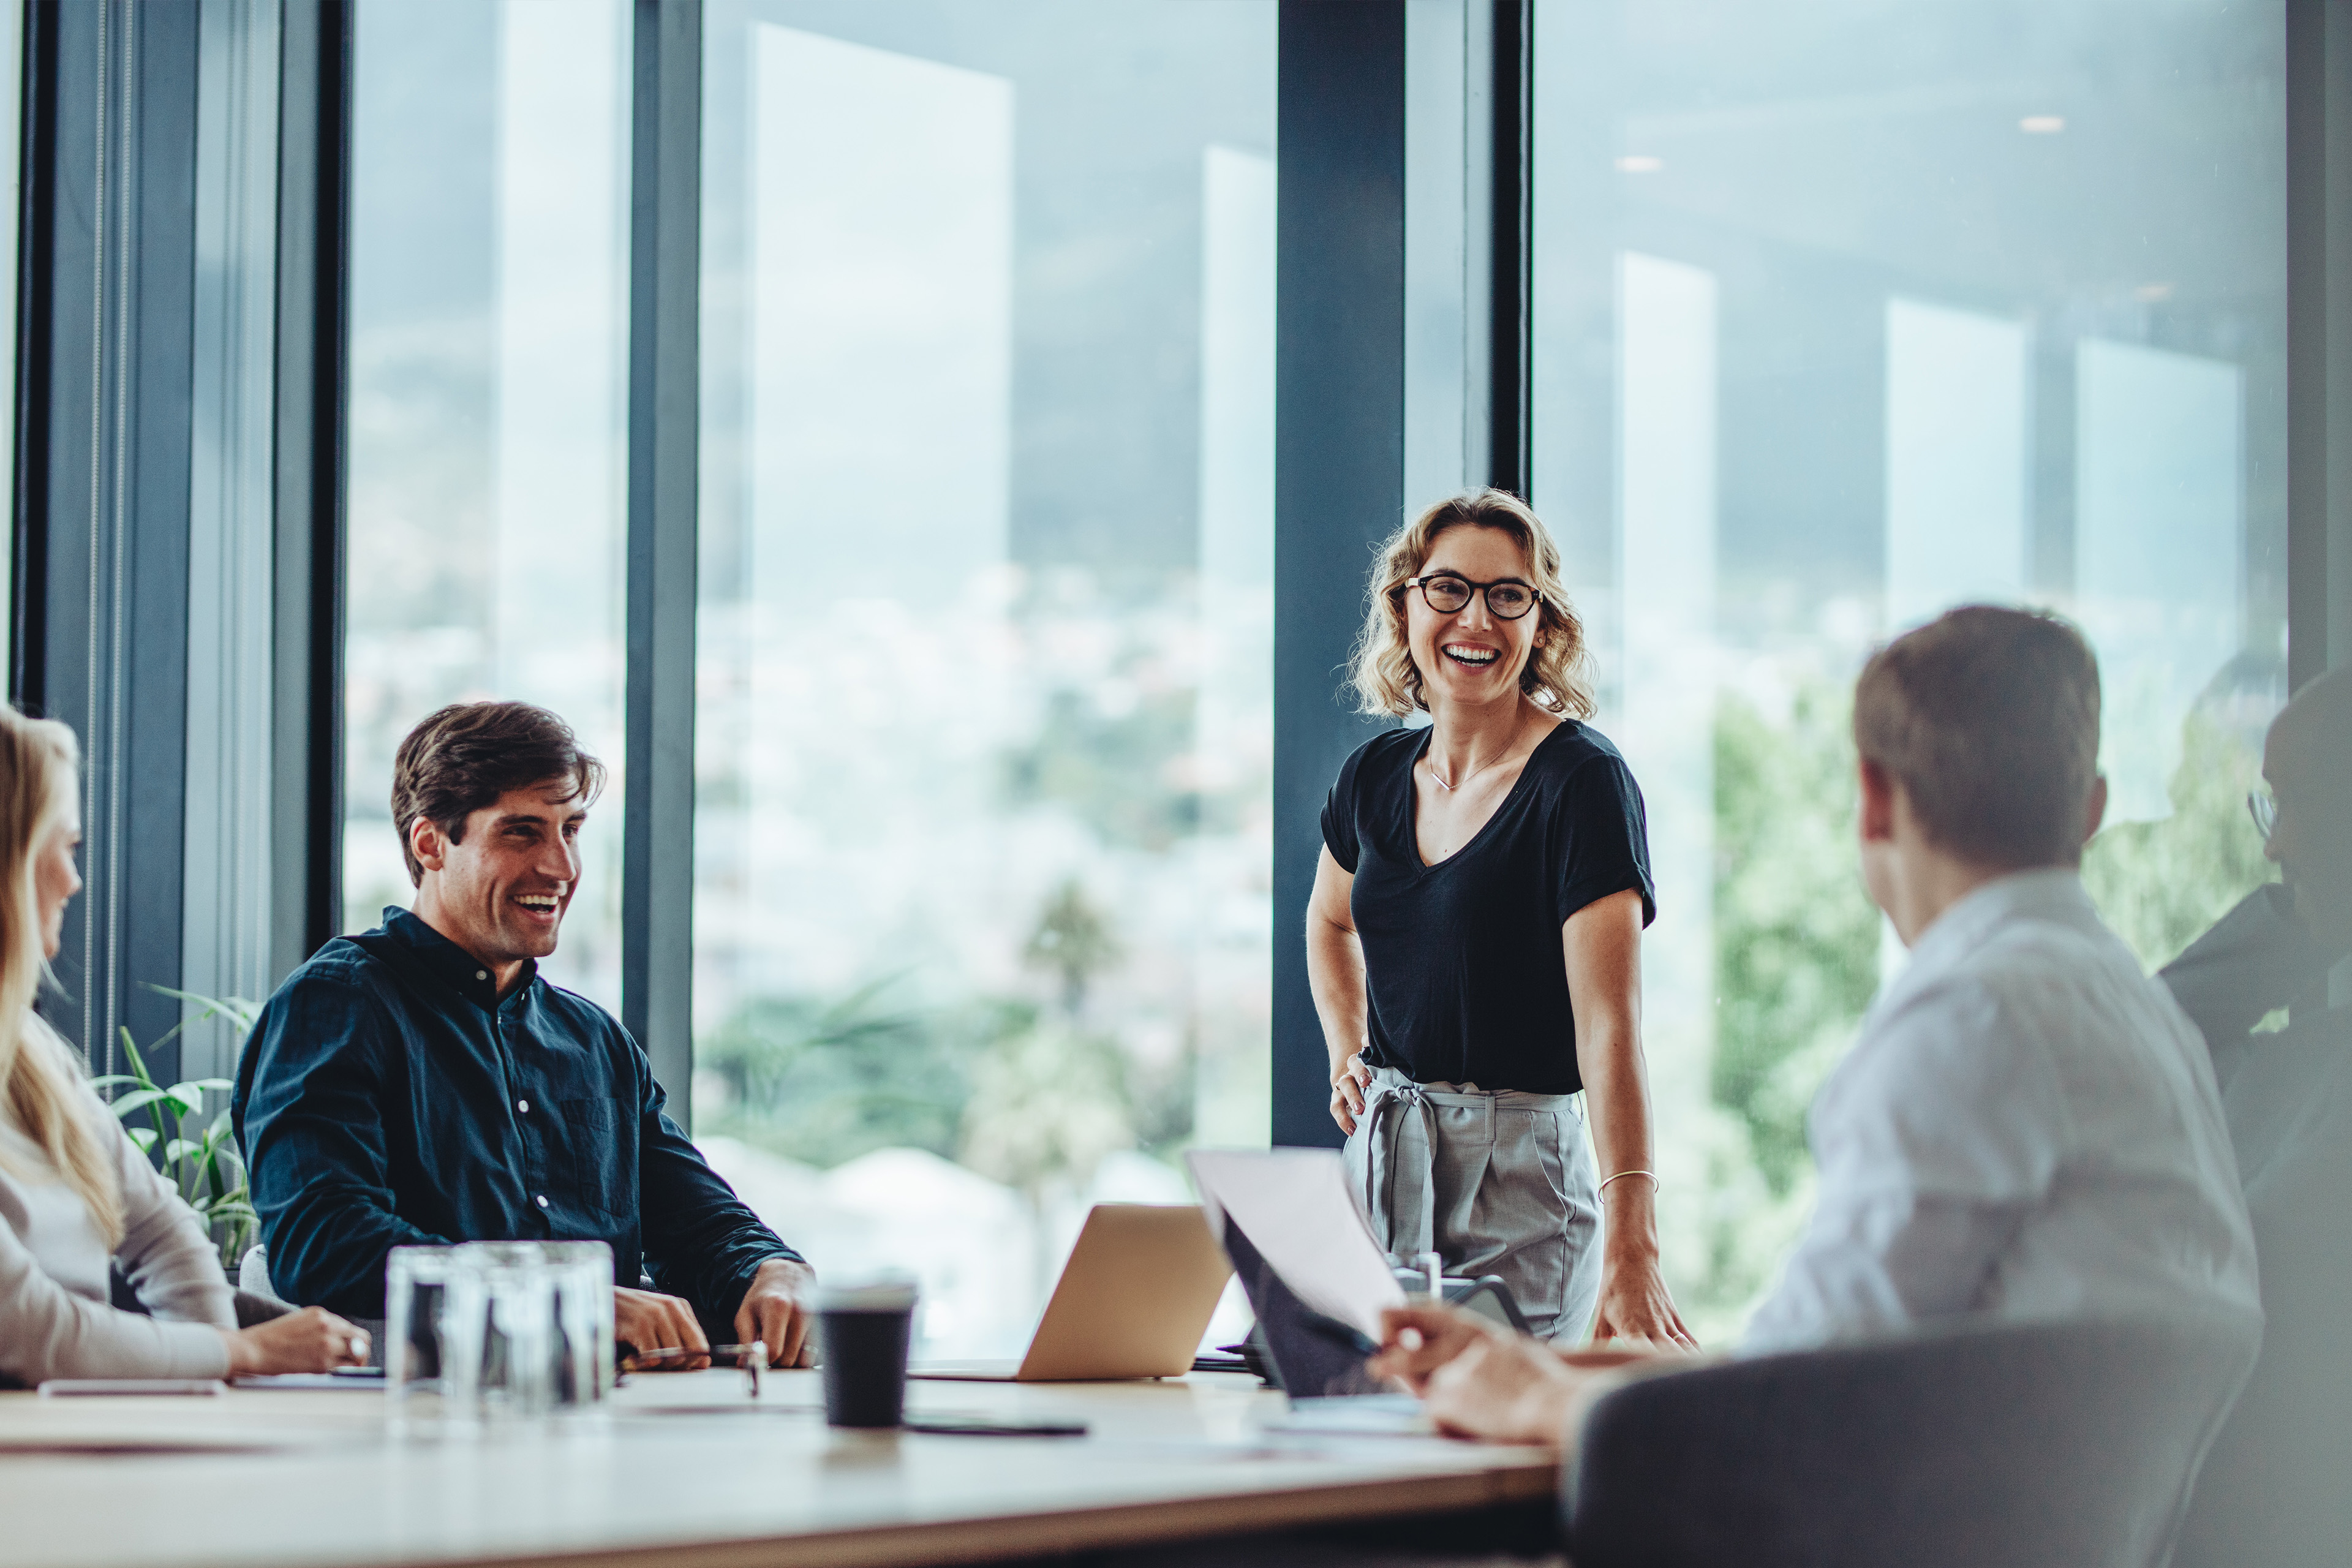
[1370,605,2261,1443]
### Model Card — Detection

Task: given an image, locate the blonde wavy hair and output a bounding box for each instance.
[0,708,119,1246]
[1349,489,1594,719]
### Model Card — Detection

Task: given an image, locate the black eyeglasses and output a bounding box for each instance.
[2248,788,2277,842]
[1405,574,1542,621]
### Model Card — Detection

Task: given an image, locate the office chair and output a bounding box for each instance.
[1562,1315,2258,1568]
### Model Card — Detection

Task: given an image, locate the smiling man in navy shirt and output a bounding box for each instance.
[234,701,816,1366]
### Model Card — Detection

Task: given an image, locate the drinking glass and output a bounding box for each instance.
[542,1240,616,1409]
[465,1242,555,1423]
[386,1245,483,1425]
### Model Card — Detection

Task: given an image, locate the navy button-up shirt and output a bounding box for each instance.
[233,908,801,1330]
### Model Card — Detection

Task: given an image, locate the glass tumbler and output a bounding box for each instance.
[542,1240,616,1409]
[464,1242,556,1423]
[386,1245,483,1424]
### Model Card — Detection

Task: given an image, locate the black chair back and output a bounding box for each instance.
[1563,1316,2258,1568]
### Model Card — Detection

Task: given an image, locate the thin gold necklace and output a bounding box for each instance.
[1428,717,1525,793]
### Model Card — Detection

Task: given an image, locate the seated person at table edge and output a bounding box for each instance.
[233,701,816,1366]
[0,701,366,1386]
[1371,606,2260,1442]
[2160,667,2352,1568]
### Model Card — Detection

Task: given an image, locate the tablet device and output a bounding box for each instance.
[1186,1149,1428,1433]
[39,1379,228,1397]
[904,1414,1089,1437]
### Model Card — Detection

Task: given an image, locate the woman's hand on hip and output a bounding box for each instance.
[1588,1254,1697,1352]
[1329,1052,1373,1135]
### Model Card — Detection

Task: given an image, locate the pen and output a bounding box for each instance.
[619,1341,767,1396]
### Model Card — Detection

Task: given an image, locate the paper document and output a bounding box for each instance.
[1186,1148,1405,1341]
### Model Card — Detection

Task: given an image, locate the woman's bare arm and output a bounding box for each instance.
[1565,888,1694,1347]
[1306,846,1374,1134]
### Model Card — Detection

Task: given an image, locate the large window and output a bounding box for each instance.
[689,1,1276,1356]
[1530,0,2288,1340]
[342,0,634,1004]
[320,0,2313,1360]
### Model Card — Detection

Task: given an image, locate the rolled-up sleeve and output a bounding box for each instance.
[233,969,447,1318]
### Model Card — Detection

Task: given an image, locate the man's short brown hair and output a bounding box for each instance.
[1853,606,2102,869]
[391,702,608,885]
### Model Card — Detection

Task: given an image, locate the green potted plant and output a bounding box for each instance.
[91,988,262,1272]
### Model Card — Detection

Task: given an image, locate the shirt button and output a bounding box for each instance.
[516,1099,530,1114]
[476,970,488,981]
[535,1194,549,1209]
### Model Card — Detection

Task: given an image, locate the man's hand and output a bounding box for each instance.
[614,1286,709,1369]
[1369,1302,1587,1446]
[734,1257,817,1368]
[1368,1300,1498,1392]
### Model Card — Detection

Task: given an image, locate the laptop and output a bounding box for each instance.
[911,1203,1234,1382]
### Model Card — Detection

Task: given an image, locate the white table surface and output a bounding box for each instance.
[0,1368,1558,1568]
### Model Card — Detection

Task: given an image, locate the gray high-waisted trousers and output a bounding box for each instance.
[1342,1065,1603,1342]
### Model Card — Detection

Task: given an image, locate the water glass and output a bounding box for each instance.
[386,1245,483,1422]
[543,1240,616,1408]
[466,1242,556,1422]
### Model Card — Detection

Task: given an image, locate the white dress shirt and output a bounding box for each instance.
[0,1022,236,1384]
[1744,869,2261,1354]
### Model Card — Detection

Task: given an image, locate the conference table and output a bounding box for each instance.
[0,1368,1561,1567]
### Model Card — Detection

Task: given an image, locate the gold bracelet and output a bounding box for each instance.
[1597,1169,1658,1194]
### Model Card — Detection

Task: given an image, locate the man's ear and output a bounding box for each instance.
[1858,757,1899,844]
[409,816,447,876]
[2081,774,2108,847]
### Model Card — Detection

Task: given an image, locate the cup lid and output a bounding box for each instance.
[816,1280,919,1311]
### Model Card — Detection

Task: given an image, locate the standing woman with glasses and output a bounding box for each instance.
[1308,489,1691,1346]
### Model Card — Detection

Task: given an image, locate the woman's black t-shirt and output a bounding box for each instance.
[1320,722,1656,1095]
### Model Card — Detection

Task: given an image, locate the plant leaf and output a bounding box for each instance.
[165,1083,206,1118]
[107,1088,171,1121]
[117,1029,152,1088]
[141,986,263,1042]
[125,1126,158,1153]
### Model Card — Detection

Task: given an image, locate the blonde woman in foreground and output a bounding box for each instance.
[0,704,366,1385]
[1310,489,1690,1346]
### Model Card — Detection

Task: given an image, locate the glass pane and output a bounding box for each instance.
[695,0,1278,1357]
[1531,0,2287,1340]
[343,0,632,1003]
[0,0,21,644]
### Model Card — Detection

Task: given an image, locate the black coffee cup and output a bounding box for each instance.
[816,1281,919,1428]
